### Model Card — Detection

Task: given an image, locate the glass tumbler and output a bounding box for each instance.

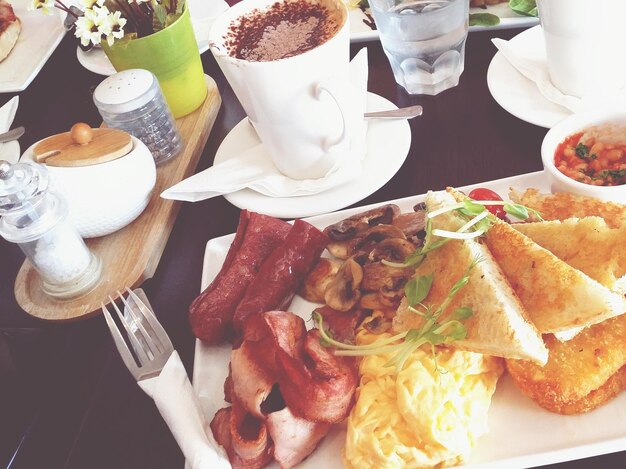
[368,0,469,95]
[93,69,183,165]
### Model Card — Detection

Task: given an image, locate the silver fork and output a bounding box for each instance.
[101,288,173,381]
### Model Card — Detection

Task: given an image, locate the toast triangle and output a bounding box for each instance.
[392,191,548,365]
[513,217,626,295]
[446,188,626,334]
[509,188,626,228]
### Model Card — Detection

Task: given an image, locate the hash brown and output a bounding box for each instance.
[506,313,626,414]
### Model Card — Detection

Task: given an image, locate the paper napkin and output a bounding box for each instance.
[161,48,369,202]
[138,351,230,469]
[492,37,626,113]
[0,96,20,164]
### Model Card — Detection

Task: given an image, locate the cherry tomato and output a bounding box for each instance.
[468,188,506,219]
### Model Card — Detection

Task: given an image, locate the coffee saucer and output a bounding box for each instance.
[487,25,569,129]
[214,92,411,219]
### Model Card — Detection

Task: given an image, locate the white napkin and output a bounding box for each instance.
[138,351,231,469]
[492,37,626,113]
[0,96,20,164]
[161,48,369,202]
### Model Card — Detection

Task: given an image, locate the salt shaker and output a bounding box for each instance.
[0,160,101,299]
[93,69,183,165]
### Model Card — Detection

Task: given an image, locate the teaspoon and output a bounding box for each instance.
[364,104,423,120]
[0,126,25,144]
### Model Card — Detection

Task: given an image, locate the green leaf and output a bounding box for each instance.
[424,331,446,345]
[405,274,434,306]
[402,250,425,268]
[503,202,529,220]
[445,321,468,341]
[449,274,469,297]
[405,329,421,342]
[474,215,493,233]
[469,13,500,27]
[508,0,538,17]
[453,306,473,320]
[153,4,167,30]
[458,200,487,217]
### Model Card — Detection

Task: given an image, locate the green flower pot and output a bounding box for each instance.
[102,7,207,118]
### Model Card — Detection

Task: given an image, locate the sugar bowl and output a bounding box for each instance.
[21,123,156,238]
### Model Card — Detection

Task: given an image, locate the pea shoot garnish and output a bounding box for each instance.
[383,195,543,269]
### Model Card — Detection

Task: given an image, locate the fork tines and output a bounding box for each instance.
[101,288,173,381]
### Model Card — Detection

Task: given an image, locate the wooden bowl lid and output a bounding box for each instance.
[33,125,133,167]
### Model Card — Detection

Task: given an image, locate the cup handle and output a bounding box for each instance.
[314,79,351,152]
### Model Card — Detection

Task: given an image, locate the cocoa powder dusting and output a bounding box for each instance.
[224,1,342,61]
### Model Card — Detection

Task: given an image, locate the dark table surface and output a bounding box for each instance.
[0,27,624,469]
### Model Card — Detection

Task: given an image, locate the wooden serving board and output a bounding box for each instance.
[14,75,221,322]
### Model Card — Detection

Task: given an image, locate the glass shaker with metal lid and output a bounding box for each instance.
[0,159,101,299]
[93,69,183,165]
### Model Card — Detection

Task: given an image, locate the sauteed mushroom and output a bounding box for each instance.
[354,224,405,251]
[368,238,416,263]
[360,292,397,310]
[392,211,427,239]
[324,257,363,312]
[361,262,413,292]
[362,311,393,335]
[299,258,342,303]
[325,205,401,259]
[324,204,400,241]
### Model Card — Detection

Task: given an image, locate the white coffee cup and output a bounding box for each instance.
[209,0,361,180]
[536,0,626,98]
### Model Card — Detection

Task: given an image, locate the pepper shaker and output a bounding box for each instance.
[0,160,101,299]
[93,69,183,165]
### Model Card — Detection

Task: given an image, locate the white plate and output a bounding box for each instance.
[0,0,66,93]
[214,92,411,219]
[487,25,570,129]
[351,3,540,43]
[193,169,626,469]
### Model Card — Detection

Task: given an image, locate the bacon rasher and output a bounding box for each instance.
[212,311,357,468]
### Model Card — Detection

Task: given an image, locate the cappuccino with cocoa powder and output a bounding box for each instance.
[224,0,345,61]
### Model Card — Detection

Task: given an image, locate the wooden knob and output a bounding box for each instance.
[70,123,94,145]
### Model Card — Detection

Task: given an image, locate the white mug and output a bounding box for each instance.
[537,0,626,98]
[209,0,361,180]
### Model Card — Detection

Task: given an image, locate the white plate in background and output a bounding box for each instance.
[487,26,570,128]
[192,169,626,469]
[0,0,66,93]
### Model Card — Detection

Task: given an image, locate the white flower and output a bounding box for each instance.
[27,0,55,14]
[74,15,101,47]
[127,0,151,4]
[102,10,127,46]
[79,0,105,8]
[73,7,112,47]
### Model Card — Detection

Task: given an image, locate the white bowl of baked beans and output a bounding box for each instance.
[542,109,626,204]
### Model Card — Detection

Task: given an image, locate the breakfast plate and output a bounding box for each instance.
[214,92,411,219]
[192,169,626,469]
[487,25,570,129]
[0,0,66,93]
[352,2,539,43]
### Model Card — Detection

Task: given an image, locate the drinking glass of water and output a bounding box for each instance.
[369,0,469,95]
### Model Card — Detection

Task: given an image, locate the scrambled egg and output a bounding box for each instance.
[344,330,504,469]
